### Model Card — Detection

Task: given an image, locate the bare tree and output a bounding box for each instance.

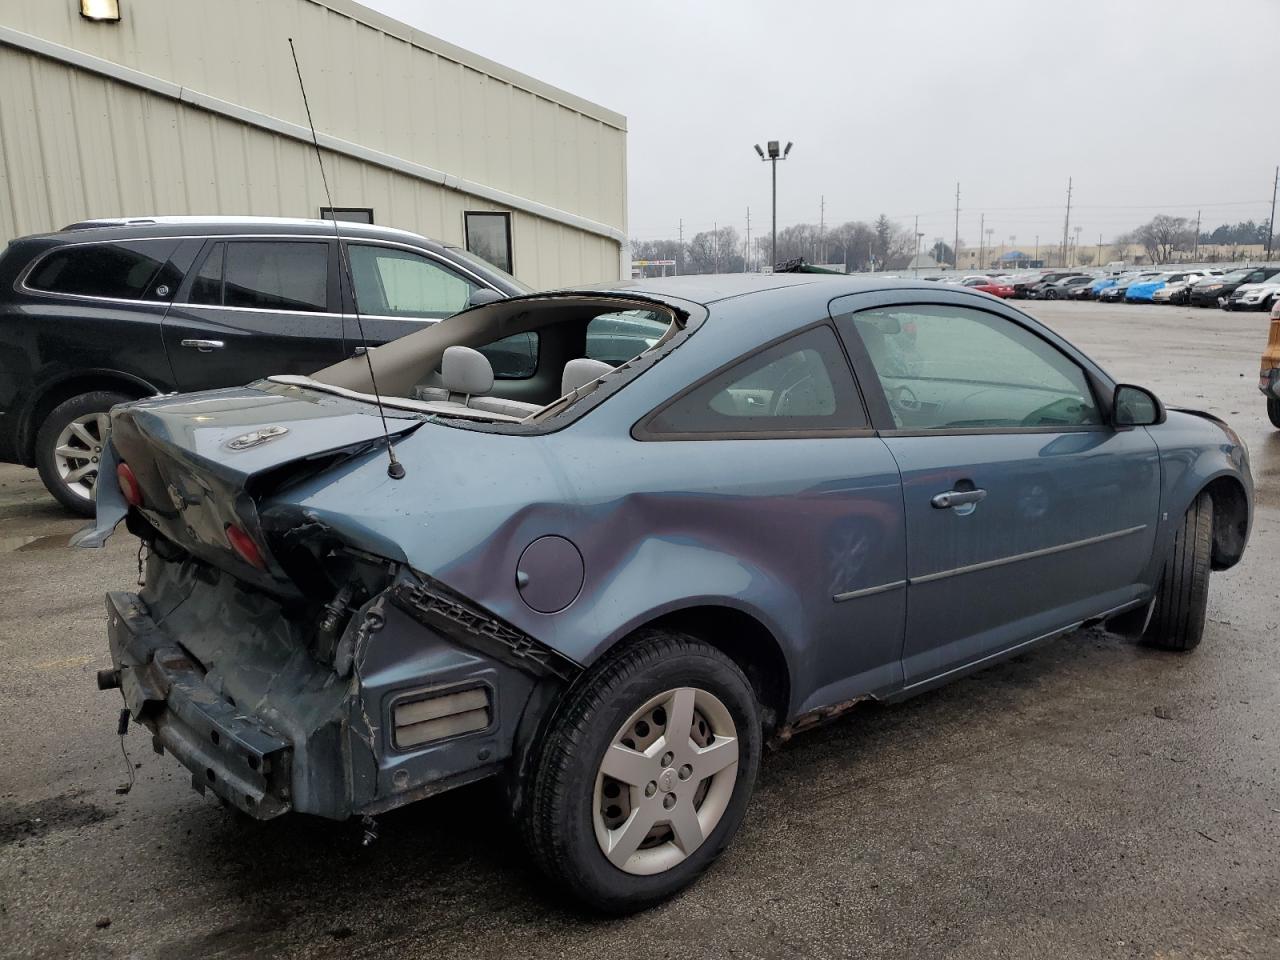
[1130,215,1194,264]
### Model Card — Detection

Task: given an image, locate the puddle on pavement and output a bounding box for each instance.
[4,533,73,553]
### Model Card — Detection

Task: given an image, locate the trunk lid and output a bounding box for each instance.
[74,382,422,592]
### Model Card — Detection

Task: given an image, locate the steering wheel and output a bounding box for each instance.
[887,384,920,412]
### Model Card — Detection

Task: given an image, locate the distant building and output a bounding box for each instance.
[0,0,628,286]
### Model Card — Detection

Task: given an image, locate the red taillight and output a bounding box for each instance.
[225,524,266,570]
[117,462,143,507]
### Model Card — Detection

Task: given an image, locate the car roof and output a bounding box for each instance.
[31,216,448,250]
[558,272,956,307]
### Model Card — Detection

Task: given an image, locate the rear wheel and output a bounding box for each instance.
[1268,398,1280,429]
[1143,492,1213,652]
[34,390,132,516]
[523,630,761,913]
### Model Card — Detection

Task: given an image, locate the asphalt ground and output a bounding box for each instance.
[1,299,1278,959]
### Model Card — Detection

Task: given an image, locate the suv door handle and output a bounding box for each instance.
[931,488,987,509]
[180,339,224,352]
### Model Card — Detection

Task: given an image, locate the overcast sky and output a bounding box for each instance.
[367,0,1278,251]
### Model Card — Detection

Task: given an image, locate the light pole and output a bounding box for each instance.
[754,140,792,270]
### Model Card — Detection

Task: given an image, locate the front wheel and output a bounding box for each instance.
[1268,397,1280,429]
[34,390,132,516]
[523,631,761,913]
[1143,492,1213,652]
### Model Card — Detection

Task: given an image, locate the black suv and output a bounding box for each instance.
[1189,265,1280,308]
[0,217,528,514]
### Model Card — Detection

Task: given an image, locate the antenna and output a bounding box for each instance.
[288,38,405,480]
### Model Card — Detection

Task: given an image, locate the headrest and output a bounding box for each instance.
[441,345,494,397]
[561,358,613,396]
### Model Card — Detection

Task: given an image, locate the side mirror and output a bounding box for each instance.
[1112,384,1164,427]
[466,288,504,309]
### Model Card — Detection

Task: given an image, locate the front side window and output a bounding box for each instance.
[586,311,671,366]
[221,241,329,312]
[27,240,178,300]
[347,244,477,319]
[642,325,867,438]
[838,304,1100,431]
[464,211,513,274]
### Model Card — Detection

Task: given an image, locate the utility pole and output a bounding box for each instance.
[913,214,920,276]
[713,221,718,274]
[986,226,995,269]
[1034,235,1039,265]
[745,207,751,273]
[819,195,825,265]
[953,182,961,270]
[1097,233,1103,267]
[1267,167,1278,262]
[1060,176,1073,268]
[979,212,985,270]
[1193,211,1201,262]
[1073,226,1082,267]
[677,218,683,276]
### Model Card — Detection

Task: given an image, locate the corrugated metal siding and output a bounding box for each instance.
[0,44,619,286]
[0,0,626,230]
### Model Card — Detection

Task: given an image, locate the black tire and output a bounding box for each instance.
[523,630,761,913]
[34,390,132,516]
[1143,492,1213,652]
[1267,398,1280,429]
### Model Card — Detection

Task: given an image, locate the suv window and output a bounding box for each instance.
[347,243,477,318]
[26,240,179,300]
[202,241,331,312]
[586,311,670,366]
[839,304,1100,431]
[643,325,867,437]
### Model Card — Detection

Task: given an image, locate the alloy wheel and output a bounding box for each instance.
[592,686,739,876]
[52,412,110,502]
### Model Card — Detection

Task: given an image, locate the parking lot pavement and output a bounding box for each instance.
[1,300,1278,958]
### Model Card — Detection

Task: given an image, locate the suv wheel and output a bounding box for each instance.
[35,390,132,516]
[524,630,761,913]
[1142,492,1213,652]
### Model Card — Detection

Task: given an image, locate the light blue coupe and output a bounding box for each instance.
[80,275,1253,911]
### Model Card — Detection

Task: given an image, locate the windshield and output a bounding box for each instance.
[1220,270,1250,282]
[445,247,534,294]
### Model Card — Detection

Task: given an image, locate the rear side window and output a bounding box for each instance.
[26,240,178,300]
[216,241,329,312]
[640,325,867,438]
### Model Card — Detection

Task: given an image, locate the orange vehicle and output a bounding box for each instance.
[1263,298,1280,428]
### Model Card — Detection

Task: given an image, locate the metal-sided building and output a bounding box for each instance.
[0,0,628,286]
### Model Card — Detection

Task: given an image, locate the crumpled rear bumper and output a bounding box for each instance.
[106,591,294,818]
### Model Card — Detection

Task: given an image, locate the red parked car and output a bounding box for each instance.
[960,275,1016,298]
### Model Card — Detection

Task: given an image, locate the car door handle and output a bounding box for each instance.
[931,488,988,509]
[180,339,224,353]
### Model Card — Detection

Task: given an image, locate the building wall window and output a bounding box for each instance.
[464,211,513,274]
[320,207,374,224]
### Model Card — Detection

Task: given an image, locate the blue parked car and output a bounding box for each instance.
[1126,271,1199,303]
[80,275,1253,912]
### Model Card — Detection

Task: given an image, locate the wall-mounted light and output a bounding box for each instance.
[80,0,121,22]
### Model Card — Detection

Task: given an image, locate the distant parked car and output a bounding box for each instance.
[0,216,529,514]
[1005,273,1047,298]
[1098,272,1163,303]
[1152,276,1201,305]
[1087,274,1132,299]
[1225,279,1280,311]
[1190,266,1280,308]
[959,275,1016,298]
[1032,275,1094,300]
[1261,298,1280,428]
[1126,272,1202,303]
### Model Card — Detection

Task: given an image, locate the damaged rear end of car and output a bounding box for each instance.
[82,384,577,822]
